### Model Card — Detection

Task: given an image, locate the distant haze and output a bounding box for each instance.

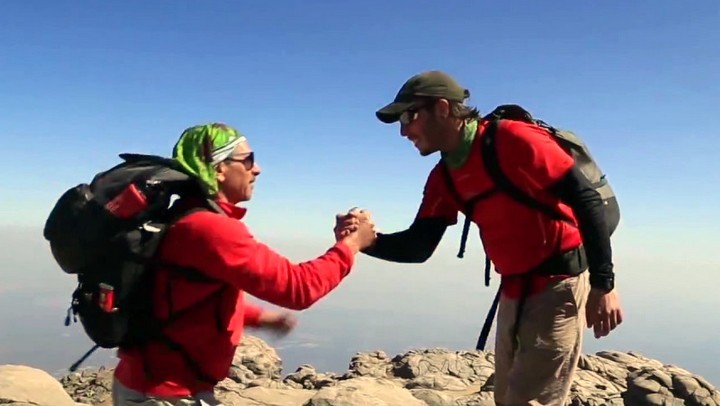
[1,225,718,385]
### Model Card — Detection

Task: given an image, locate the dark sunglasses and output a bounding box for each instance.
[399,100,435,125]
[225,151,255,170]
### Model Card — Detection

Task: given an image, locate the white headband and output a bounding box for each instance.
[210,135,247,167]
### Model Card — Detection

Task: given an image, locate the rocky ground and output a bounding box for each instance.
[1,336,718,405]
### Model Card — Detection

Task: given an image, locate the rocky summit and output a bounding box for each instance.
[1,336,718,405]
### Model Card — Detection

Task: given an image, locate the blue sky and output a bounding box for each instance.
[1,1,718,245]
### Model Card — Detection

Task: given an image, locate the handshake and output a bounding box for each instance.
[334,207,377,254]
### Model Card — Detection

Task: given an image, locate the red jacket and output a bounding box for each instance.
[417,119,581,297]
[114,199,354,396]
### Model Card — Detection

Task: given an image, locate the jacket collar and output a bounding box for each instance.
[214,199,247,219]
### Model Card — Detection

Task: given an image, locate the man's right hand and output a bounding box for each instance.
[337,209,377,253]
[335,209,373,239]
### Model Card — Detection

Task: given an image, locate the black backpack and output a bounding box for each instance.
[43,153,225,376]
[439,105,621,350]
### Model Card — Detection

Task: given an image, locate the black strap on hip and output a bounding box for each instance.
[474,245,587,351]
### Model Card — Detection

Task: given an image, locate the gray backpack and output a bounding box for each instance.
[481,104,620,235]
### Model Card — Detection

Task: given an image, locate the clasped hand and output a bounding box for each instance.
[334,208,377,252]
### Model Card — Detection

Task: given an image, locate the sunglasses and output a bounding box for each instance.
[225,151,255,170]
[399,100,434,125]
[399,110,419,125]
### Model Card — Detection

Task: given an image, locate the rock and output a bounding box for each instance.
[343,350,393,379]
[227,362,258,387]
[409,388,461,405]
[246,378,291,389]
[58,366,114,406]
[283,364,338,389]
[0,364,85,406]
[622,367,720,406]
[567,369,625,405]
[390,348,494,386]
[577,353,631,389]
[216,385,315,406]
[1,335,714,406]
[405,373,470,391]
[454,391,496,406]
[229,336,283,385]
[306,376,424,406]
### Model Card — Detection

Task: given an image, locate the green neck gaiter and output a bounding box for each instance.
[441,119,478,169]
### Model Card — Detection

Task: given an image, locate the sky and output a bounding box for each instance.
[0,0,719,382]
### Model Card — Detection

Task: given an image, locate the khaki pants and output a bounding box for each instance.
[112,378,223,406]
[494,272,589,406]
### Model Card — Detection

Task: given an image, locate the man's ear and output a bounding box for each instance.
[434,98,451,119]
[215,162,227,184]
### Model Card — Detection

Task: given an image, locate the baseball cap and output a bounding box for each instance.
[375,70,469,124]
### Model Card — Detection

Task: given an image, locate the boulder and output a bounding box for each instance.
[306,376,424,406]
[228,335,283,386]
[2,335,717,406]
[284,364,338,389]
[343,350,393,379]
[0,364,89,406]
[59,366,114,406]
[390,348,495,386]
[215,379,315,406]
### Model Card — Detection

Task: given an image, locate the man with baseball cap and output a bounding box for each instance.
[337,70,623,404]
[376,70,470,125]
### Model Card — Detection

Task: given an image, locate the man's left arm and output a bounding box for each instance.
[497,120,622,338]
[547,165,614,291]
[549,165,623,339]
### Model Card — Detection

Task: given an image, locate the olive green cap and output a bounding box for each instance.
[375,70,469,124]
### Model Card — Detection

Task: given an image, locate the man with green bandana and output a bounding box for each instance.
[335,71,624,405]
[112,123,377,405]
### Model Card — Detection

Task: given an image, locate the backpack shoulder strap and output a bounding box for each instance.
[438,160,464,208]
[438,162,470,259]
[480,120,574,225]
[438,159,496,261]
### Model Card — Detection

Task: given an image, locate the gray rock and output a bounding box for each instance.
[567,369,625,405]
[229,336,283,383]
[12,335,714,406]
[622,367,720,406]
[410,388,461,406]
[306,376,423,406]
[58,366,114,405]
[216,384,316,406]
[343,350,392,379]
[453,391,496,406]
[577,353,631,389]
[0,364,84,406]
[227,362,258,386]
[283,364,337,389]
[390,348,494,386]
[405,373,470,391]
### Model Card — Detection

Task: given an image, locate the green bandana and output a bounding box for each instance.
[441,119,478,169]
[172,122,247,196]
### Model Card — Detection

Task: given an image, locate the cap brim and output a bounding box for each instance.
[375,101,414,124]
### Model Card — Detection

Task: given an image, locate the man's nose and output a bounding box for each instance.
[400,123,409,137]
[252,162,261,175]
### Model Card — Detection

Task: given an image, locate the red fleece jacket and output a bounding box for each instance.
[114,199,354,397]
